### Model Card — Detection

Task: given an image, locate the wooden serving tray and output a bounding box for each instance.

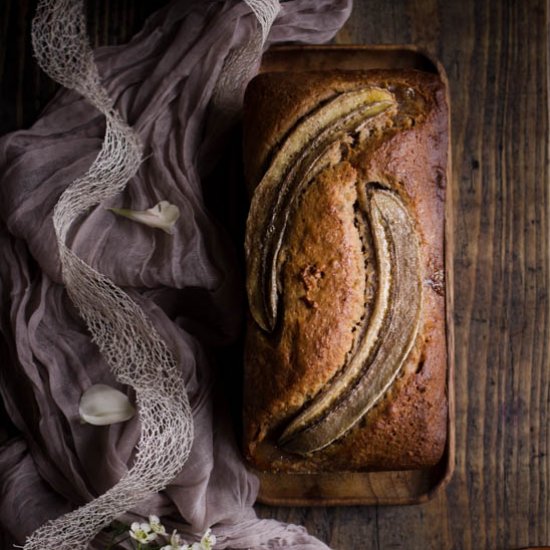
[249,45,455,507]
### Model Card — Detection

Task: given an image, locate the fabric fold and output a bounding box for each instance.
[0,0,352,548]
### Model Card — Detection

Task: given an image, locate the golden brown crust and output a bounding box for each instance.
[243,69,448,472]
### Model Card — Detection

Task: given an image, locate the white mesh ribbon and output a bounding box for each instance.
[24,1,193,549]
[23,0,280,549]
[244,0,280,43]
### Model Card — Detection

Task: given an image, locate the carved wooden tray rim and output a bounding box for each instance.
[249,44,456,507]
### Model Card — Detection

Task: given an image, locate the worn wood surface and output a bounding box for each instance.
[1,1,549,549]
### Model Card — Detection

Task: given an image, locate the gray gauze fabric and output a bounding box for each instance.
[0,0,353,549]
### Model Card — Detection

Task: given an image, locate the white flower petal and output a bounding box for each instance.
[149,515,167,535]
[170,529,183,546]
[79,384,135,426]
[201,528,216,549]
[108,200,180,234]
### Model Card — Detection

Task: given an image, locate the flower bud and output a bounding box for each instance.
[79,384,135,426]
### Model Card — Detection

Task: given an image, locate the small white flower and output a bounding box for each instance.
[79,384,135,426]
[200,528,217,550]
[161,530,186,550]
[149,515,167,536]
[129,521,158,543]
[108,200,180,234]
[159,528,216,550]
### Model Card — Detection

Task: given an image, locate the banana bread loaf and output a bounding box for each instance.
[242,69,448,472]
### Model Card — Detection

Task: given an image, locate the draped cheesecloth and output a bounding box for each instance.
[0,0,352,549]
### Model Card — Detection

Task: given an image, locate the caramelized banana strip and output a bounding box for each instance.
[279,188,422,455]
[246,88,396,332]
[278,185,392,443]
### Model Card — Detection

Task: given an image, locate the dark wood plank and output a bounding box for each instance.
[1,1,548,549]
[0,0,162,134]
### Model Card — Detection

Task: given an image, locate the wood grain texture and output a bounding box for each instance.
[0,1,548,549]
[257,1,550,550]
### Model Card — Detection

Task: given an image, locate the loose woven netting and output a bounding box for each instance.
[23,0,278,548]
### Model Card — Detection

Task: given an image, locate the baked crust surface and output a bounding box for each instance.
[243,69,448,472]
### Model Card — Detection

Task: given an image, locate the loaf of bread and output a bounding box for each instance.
[242,69,448,473]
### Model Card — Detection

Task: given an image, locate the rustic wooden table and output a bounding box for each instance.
[1,1,548,549]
